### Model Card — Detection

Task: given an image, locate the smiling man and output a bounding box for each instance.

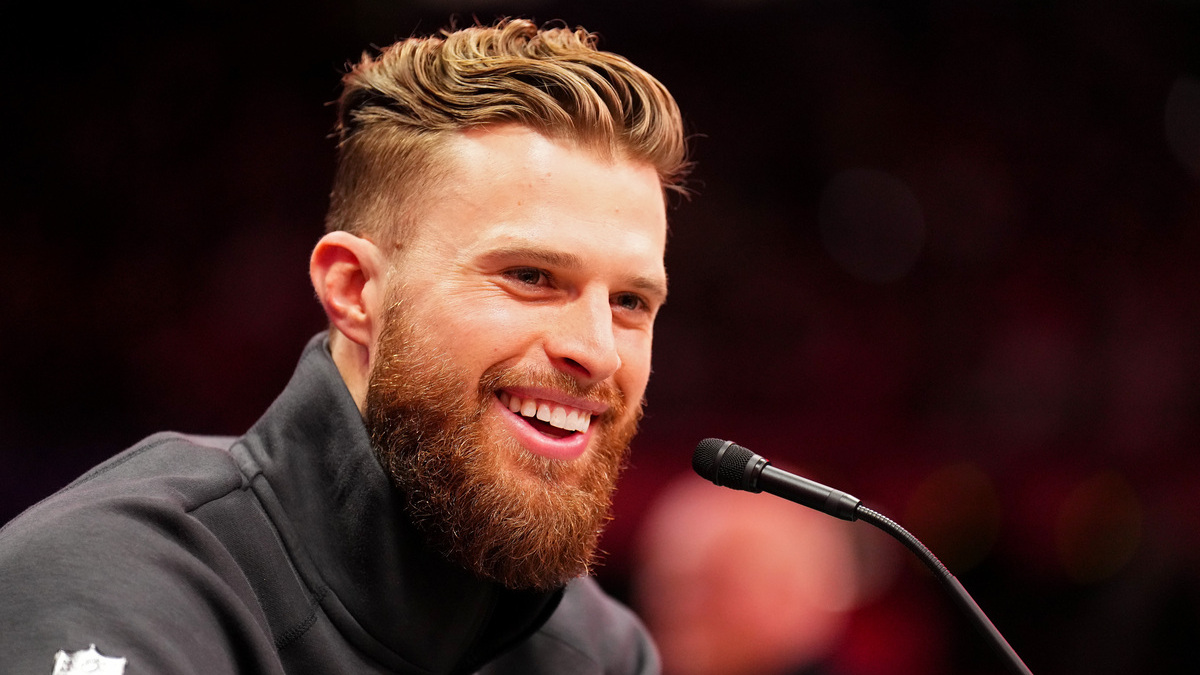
[0,19,688,675]
[349,124,671,593]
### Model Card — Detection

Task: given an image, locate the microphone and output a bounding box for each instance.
[692,438,861,521]
[692,438,1035,675]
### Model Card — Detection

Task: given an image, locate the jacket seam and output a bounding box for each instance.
[69,437,176,487]
[275,583,330,650]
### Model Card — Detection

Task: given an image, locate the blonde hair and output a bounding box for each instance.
[325,18,690,244]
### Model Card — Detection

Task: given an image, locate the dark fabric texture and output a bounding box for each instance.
[0,335,659,674]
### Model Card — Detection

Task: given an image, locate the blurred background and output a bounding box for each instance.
[4,1,1199,673]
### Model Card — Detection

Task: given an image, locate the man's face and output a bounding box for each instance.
[364,125,668,590]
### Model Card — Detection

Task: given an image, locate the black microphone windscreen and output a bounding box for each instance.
[693,438,760,490]
[692,438,727,479]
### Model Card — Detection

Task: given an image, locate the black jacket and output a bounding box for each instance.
[0,335,659,674]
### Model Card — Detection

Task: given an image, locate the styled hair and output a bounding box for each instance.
[324,18,690,244]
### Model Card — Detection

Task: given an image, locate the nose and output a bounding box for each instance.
[544,287,621,385]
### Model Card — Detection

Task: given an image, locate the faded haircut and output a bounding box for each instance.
[324,18,690,246]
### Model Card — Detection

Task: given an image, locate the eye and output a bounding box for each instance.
[613,292,649,313]
[504,267,550,287]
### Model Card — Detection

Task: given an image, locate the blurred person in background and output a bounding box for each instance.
[634,474,864,675]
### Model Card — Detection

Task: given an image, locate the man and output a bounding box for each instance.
[0,19,689,674]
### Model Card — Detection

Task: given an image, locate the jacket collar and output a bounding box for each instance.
[241,334,559,673]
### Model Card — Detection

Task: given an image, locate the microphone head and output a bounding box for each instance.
[693,438,764,491]
[692,438,726,480]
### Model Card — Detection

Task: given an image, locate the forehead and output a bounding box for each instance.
[401,125,669,274]
[439,125,662,201]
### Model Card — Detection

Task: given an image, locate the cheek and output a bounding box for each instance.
[617,331,654,399]
[420,298,540,364]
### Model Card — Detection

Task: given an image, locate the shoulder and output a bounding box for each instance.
[19,432,244,511]
[481,577,661,675]
[3,431,249,540]
[0,432,278,674]
[2,433,249,554]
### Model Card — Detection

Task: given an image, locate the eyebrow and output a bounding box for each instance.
[481,245,669,301]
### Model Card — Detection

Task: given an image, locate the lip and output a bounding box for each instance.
[491,395,593,461]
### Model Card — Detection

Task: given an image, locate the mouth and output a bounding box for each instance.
[497,391,593,440]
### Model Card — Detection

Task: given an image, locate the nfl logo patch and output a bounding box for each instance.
[52,644,127,675]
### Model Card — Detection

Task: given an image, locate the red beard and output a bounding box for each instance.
[364,300,639,591]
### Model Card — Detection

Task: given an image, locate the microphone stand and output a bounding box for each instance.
[854,506,1033,675]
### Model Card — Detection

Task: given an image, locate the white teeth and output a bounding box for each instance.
[502,393,594,434]
[550,406,567,428]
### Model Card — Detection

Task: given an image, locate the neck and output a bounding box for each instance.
[328,328,371,414]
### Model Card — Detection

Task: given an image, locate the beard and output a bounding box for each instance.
[363,297,641,591]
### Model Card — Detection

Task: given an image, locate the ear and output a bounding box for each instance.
[309,231,388,348]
